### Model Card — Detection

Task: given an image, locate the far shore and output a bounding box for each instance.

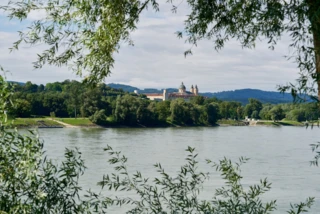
[6,118,308,129]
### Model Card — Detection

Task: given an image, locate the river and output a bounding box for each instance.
[38,126,320,213]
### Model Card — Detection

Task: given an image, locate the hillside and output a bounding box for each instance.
[106,83,139,92]
[8,81,25,86]
[202,89,296,104]
[106,83,178,94]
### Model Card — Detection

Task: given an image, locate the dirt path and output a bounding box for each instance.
[47,118,77,128]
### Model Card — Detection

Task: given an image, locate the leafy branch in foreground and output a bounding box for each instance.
[99,146,314,213]
[0,127,91,213]
[1,0,159,85]
[310,142,320,166]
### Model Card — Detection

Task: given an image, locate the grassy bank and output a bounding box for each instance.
[56,118,95,126]
[7,118,63,128]
[7,117,308,128]
[217,119,247,126]
[256,120,304,126]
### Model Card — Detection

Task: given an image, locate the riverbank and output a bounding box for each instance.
[6,118,64,128]
[7,118,308,128]
[218,119,306,127]
[255,120,304,126]
[6,117,97,128]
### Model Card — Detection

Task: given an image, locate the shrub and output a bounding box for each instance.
[89,109,107,125]
[98,146,314,214]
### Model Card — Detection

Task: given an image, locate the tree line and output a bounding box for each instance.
[9,80,320,126]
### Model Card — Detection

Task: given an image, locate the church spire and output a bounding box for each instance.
[194,84,198,95]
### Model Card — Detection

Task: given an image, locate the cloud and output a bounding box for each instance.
[0,0,301,92]
[0,31,79,83]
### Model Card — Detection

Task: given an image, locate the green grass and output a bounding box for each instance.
[256,121,280,126]
[57,118,94,126]
[257,120,303,126]
[278,120,303,126]
[217,119,245,126]
[6,118,62,127]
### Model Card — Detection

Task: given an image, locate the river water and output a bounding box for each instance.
[38,126,320,213]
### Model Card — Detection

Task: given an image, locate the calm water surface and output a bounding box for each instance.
[39,126,320,213]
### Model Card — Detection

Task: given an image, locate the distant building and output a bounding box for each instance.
[141,82,199,101]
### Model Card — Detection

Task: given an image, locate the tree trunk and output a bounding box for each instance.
[308,0,320,100]
[313,33,320,100]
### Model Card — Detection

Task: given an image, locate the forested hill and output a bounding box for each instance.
[107,83,178,93]
[202,89,295,105]
[107,84,294,104]
[106,83,139,92]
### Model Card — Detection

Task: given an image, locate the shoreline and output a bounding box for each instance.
[7,117,308,129]
[10,122,307,129]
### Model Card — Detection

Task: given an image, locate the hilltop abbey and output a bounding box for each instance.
[141,82,199,101]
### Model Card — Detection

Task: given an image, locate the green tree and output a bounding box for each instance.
[65,80,83,118]
[155,101,170,122]
[37,84,45,92]
[190,96,205,105]
[187,102,202,125]
[45,82,62,92]
[136,99,156,125]
[43,92,68,117]
[205,102,219,124]
[303,103,320,121]
[114,95,140,125]
[8,99,31,118]
[80,87,108,117]
[286,109,306,122]
[270,106,285,122]
[170,99,190,125]
[259,104,273,120]
[24,81,38,93]
[251,110,259,119]
[89,109,107,125]
[219,101,241,119]
[245,98,263,118]
[236,106,244,120]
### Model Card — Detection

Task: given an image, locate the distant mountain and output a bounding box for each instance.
[8,81,25,86]
[106,83,178,94]
[106,84,296,104]
[201,89,295,105]
[106,83,139,92]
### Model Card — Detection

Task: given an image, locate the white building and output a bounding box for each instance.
[143,82,199,101]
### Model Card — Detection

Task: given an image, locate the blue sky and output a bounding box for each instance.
[0,0,300,92]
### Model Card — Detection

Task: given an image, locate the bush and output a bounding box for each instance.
[98,146,314,214]
[89,109,107,125]
[0,128,92,213]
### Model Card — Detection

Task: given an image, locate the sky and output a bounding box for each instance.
[0,0,301,93]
